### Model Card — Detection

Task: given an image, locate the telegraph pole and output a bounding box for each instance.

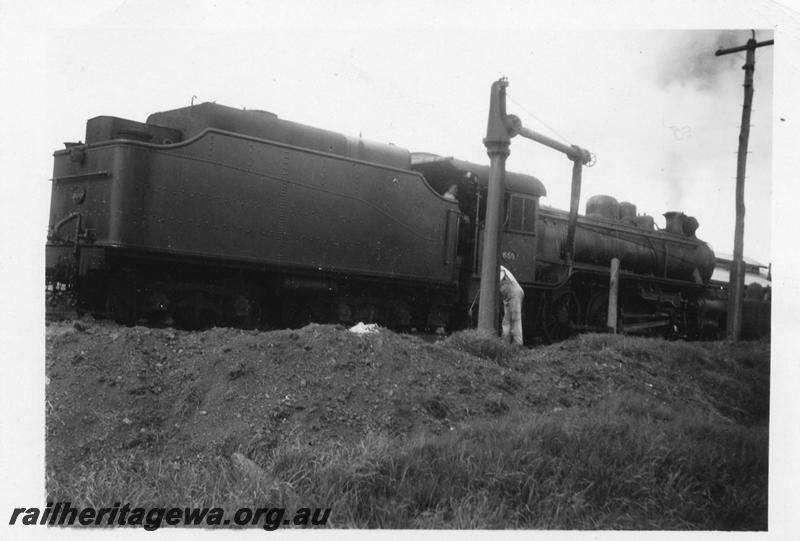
[715,32,773,341]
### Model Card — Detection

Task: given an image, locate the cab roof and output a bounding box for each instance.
[410,153,546,197]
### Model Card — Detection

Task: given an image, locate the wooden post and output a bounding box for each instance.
[727,40,755,341]
[607,258,620,333]
[715,34,773,341]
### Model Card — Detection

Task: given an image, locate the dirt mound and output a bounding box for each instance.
[46,319,769,472]
[46,321,514,469]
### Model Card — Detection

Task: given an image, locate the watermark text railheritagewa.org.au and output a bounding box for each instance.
[9,502,331,530]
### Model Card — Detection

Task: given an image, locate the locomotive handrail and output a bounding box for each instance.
[75,127,421,175]
[50,170,110,183]
[49,212,81,244]
[48,211,84,257]
[520,261,711,292]
[537,209,711,247]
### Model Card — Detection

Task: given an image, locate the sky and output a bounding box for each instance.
[1,0,800,538]
[0,1,780,265]
[36,15,776,264]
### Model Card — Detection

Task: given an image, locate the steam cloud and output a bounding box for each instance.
[655,30,757,90]
[662,148,688,212]
[652,29,773,220]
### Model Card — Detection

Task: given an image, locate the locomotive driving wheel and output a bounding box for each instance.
[585,291,610,331]
[541,289,582,343]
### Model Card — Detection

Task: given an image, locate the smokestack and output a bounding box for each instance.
[663,211,699,238]
[663,211,686,235]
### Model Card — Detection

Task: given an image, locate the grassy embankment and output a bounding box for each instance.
[48,332,769,530]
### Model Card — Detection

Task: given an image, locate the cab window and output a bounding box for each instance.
[505,194,538,234]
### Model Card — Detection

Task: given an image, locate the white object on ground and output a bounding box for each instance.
[349,322,381,334]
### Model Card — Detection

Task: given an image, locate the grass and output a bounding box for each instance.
[47,334,769,530]
[48,391,767,530]
[571,334,770,425]
[442,329,518,365]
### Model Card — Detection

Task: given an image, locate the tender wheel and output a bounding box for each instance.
[542,289,582,343]
[170,291,218,329]
[105,288,138,325]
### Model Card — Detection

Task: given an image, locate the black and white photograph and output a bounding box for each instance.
[1,0,797,537]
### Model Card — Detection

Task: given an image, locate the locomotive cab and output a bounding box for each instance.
[410,153,546,330]
[410,153,546,279]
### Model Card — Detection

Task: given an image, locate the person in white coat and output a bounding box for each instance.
[499,265,524,345]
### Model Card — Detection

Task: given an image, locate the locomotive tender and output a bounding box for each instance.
[46,102,726,340]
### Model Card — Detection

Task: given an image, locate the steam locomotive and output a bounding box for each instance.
[46,102,739,341]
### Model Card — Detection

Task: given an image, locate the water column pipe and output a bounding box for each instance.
[478,78,594,335]
[477,79,512,333]
[504,115,594,265]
